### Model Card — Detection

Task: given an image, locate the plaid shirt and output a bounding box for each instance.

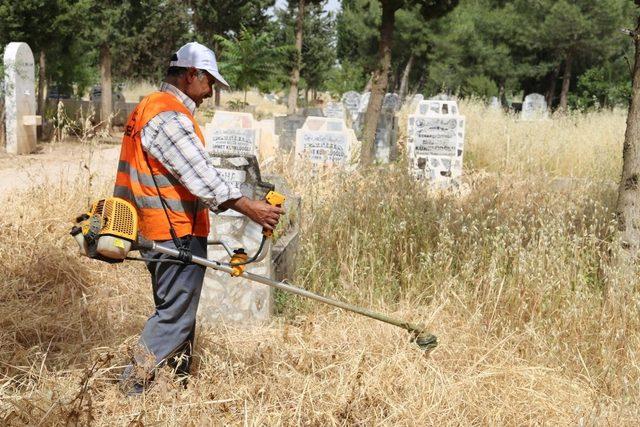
[141,82,242,212]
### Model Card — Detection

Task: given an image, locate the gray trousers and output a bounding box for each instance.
[137,235,207,375]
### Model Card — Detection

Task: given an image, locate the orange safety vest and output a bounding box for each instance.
[114,91,210,240]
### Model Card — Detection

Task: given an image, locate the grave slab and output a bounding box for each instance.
[407,101,466,189]
[341,91,361,123]
[3,42,39,155]
[199,155,275,325]
[274,114,306,152]
[521,93,548,120]
[324,101,345,120]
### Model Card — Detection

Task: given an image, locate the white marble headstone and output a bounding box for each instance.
[323,101,345,119]
[341,91,361,122]
[415,100,459,116]
[295,130,351,166]
[521,93,548,120]
[204,111,259,157]
[407,99,465,188]
[358,92,370,113]
[200,156,275,325]
[3,42,39,155]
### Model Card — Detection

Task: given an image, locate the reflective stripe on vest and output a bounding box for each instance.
[113,185,197,212]
[117,160,181,189]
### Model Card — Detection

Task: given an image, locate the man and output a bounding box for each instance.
[114,42,283,392]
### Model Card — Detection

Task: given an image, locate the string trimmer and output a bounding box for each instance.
[70,195,437,352]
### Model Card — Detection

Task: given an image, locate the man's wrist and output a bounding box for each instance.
[219,196,248,214]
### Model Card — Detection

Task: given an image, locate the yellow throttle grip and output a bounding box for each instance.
[230,249,248,277]
[263,190,286,237]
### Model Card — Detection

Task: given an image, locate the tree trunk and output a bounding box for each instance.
[100,43,112,134]
[360,1,396,166]
[545,64,560,109]
[559,52,573,112]
[398,54,414,102]
[37,50,46,140]
[287,0,305,114]
[616,22,640,257]
[498,80,506,107]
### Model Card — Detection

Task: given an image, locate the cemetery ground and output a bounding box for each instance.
[1,100,639,425]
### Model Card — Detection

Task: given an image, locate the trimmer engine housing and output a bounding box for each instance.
[70,197,138,262]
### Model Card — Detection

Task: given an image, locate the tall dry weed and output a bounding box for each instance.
[1,102,638,425]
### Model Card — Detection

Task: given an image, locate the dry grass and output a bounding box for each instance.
[1,101,639,425]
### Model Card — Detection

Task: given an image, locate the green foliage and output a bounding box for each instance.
[215,27,289,95]
[571,63,632,111]
[325,60,368,96]
[272,1,337,93]
[0,0,93,96]
[0,0,635,110]
[462,75,498,99]
[336,0,380,74]
[189,0,275,43]
[226,98,250,111]
[111,0,192,82]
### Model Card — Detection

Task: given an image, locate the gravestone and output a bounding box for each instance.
[274,114,306,152]
[407,100,465,188]
[295,130,351,166]
[204,111,258,157]
[383,93,400,111]
[199,155,276,324]
[351,92,371,134]
[324,101,345,120]
[302,107,324,117]
[199,111,278,324]
[302,116,345,132]
[255,118,278,160]
[3,42,40,155]
[415,100,459,116]
[521,93,548,120]
[341,91,361,122]
[294,116,358,167]
[489,96,501,110]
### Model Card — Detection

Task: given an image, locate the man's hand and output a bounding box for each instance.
[220,196,284,231]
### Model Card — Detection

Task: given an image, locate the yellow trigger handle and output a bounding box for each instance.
[264,190,285,237]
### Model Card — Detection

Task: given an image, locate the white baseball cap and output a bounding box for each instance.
[169,41,230,88]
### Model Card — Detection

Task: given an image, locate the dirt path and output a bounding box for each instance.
[0,140,121,201]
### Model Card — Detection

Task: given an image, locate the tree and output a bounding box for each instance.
[537,0,627,111]
[215,28,288,103]
[275,1,336,101]
[284,0,325,113]
[287,0,305,113]
[360,0,458,167]
[76,0,127,133]
[189,0,275,106]
[112,0,191,83]
[616,3,640,258]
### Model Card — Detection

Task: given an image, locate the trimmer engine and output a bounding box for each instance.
[70,197,138,262]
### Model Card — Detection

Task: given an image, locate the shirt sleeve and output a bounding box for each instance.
[140,111,242,212]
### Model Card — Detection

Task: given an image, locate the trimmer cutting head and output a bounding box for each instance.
[414,331,438,352]
[407,325,437,352]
